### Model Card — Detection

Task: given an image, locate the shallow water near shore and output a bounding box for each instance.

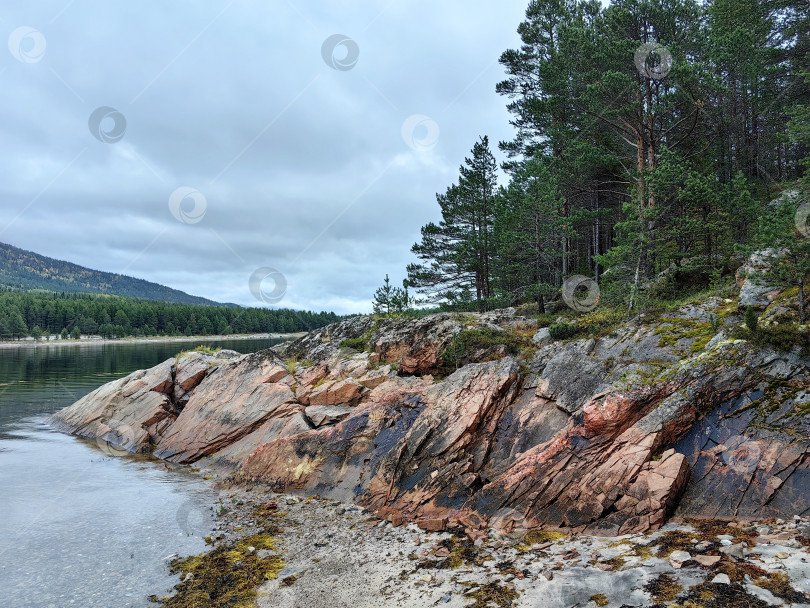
[0,337,283,608]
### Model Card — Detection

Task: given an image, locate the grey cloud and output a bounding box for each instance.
[1,0,527,314]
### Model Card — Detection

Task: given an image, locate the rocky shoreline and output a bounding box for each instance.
[50,285,810,605]
[164,482,810,607]
[52,296,810,535]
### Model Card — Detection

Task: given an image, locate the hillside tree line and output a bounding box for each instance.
[0,291,341,340]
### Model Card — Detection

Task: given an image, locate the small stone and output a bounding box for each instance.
[440,594,451,603]
[720,539,733,546]
[693,555,721,567]
[775,552,789,559]
[417,518,447,532]
[543,571,554,581]
[464,587,481,596]
[717,535,734,541]
[719,544,744,560]
[711,574,731,584]
[420,574,432,582]
[669,550,691,568]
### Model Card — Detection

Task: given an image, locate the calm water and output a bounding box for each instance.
[0,337,283,608]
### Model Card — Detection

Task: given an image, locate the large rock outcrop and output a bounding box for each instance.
[52,301,810,536]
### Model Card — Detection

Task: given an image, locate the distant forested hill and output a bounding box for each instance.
[0,290,343,339]
[0,241,224,305]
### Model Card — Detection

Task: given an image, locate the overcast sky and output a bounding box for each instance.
[0,0,530,314]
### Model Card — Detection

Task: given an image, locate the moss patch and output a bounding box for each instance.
[523,530,568,545]
[683,519,755,542]
[666,582,770,608]
[176,345,222,358]
[430,535,489,569]
[465,582,519,608]
[714,560,809,603]
[654,530,701,557]
[644,573,684,602]
[590,592,609,606]
[151,521,284,608]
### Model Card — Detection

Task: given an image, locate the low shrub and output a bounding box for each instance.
[548,322,578,340]
[745,306,759,332]
[339,336,369,351]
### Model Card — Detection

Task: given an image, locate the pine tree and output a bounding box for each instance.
[408,137,498,310]
[373,275,394,316]
[493,158,568,312]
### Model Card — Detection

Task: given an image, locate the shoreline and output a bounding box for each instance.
[0,332,306,350]
[162,478,810,608]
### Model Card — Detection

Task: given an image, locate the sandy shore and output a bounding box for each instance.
[0,332,305,350]
[173,484,810,608]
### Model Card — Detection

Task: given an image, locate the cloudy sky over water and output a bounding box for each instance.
[0,0,528,314]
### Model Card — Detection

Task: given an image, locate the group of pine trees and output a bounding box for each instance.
[0,291,341,340]
[405,0,808,314]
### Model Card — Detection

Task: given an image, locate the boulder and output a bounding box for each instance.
[153,351,300,463]
[736,249,784,308]
[304,405,354,427]
[51,358,176,453]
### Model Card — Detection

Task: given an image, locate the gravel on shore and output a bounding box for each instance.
[164,485,810,608]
